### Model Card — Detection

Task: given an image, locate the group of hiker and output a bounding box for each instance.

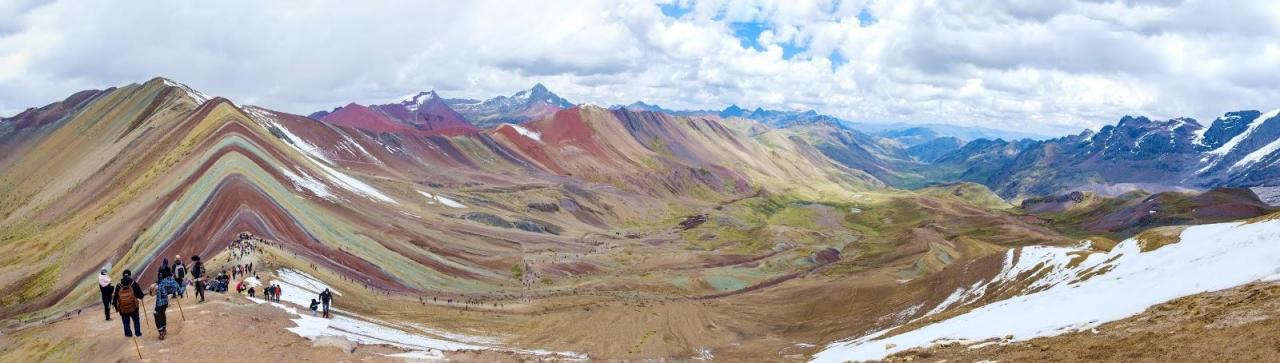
[262,283,284,302]
[97,254,205,340]
[98,234,340,346]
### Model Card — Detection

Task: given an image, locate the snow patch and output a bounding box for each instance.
[505,123,542,141]
[259,269,583,359]
[417,190,466,208]
[813,219,1280,362]
[1231,136,1280,171]
[311,158,397,204]
[280,168,334,201]
[161,78,212,103]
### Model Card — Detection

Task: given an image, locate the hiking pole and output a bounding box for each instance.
[139,297,147,326]
[175,294,187,321]
[132,336,142,359]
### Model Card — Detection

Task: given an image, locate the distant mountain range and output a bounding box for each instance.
[924,110,1280,199]
[13,79,1277,203]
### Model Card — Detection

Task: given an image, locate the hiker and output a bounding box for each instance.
[191,255,206,302]
[153,265,180,340]
[319,288,332,318]
[275,284,282,302]
[112,270,145,338]
[174,255,187,297]
[309,299,320,315]
[98,269,113,321]
[158,258,172,280]
[236,280,245,294]
[248,285,256,298]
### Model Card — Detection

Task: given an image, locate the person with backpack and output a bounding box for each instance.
[190,255,205,302]
[112,270,145,338]
[153,263,180,340]
[319,288,332,318]
[173,255,187,298]
[98,269,113,321]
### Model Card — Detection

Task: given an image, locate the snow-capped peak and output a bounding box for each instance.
[1208,108,1280,156]
[159,77,212,104]
[401,90,442,111]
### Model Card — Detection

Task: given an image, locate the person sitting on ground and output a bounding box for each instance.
[112,269,145,338]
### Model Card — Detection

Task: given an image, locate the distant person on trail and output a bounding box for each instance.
[191,255,206,302]
[236,280,245,294]
[158,258,173,280]
[275,285,283,303]
[112,270,145,338]
[174,255,187,297]
[309,299,319,315]
[98,269,113,321]
[153,265,180,340]
[319,288,332,318]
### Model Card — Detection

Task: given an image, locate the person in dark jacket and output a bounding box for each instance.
[112,270,145,338]
[319,288,332,318]
[158,258,172,280]
[98,269,113,321]
[191,255,205,302]
[173,255,186,298]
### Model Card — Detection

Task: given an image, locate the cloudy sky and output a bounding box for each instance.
[2,0,1278,135]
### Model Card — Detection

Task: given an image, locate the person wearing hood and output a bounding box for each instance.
[158,258,173,280]
[98,269,113,321]
[112,270,145,338]
[153,262,180,340]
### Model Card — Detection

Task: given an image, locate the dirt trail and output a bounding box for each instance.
[0,294,418,362]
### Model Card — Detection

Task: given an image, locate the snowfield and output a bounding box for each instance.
[505,123,542,141]
[813,218,1280,362]
[259,269,582,359]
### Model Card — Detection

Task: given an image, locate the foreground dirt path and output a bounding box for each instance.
[0,293,407,362]
[883,281,1280,362]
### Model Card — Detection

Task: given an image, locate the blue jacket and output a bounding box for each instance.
[155,277,180,308]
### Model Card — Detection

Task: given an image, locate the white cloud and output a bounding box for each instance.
[1,0,1277,136]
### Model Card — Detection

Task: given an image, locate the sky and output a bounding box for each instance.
[1,0,1278,136]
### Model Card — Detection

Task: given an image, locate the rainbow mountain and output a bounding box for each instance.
[0,77,881,318]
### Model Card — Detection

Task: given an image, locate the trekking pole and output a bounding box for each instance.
[175,293,187,321]
[139,297,147,326]
[131,335,143,359]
